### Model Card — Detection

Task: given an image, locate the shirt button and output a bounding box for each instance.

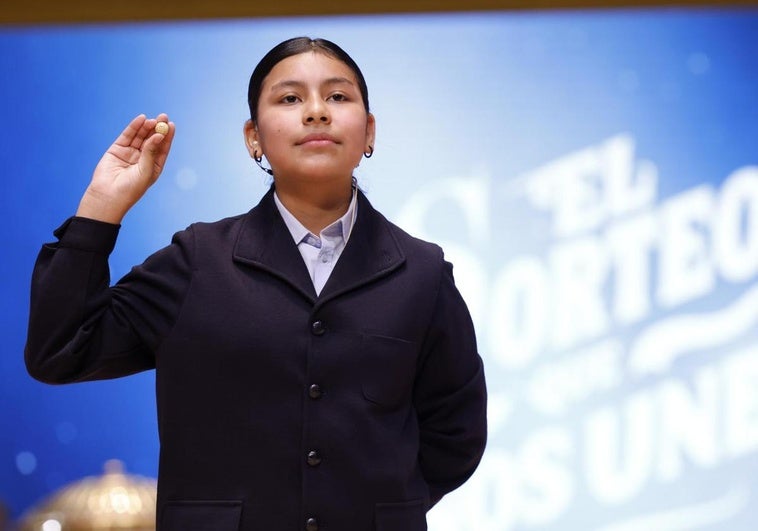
[307,450,322,466]
[306,517,319,531]
[311,320,325,336]
[309,384,323,399]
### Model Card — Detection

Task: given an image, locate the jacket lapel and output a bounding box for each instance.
[232,188,406,306]
[232,187,318,302]
[317,191,406,306]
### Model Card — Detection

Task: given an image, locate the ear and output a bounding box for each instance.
[365,113,376,152]
[243,119,262,158]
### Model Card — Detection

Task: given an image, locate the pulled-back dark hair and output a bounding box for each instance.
[247,37,370,124]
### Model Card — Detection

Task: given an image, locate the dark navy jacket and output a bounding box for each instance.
[26,188,487,531]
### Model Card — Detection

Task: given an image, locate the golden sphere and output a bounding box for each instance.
[18,460,157,531]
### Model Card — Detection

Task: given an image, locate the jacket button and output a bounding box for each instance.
[311,320,325,336]
[309,384,323,399]
[307,450,322,466]
[306,517,319,531]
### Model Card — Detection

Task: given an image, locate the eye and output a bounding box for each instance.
[328,93,348,102]
[280,94,299,104]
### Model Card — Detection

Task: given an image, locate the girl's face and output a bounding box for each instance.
[245,52,375,188]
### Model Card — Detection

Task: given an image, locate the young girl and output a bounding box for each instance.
[25,37,487,531]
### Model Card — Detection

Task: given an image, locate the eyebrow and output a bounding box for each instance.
[269,77,356,93]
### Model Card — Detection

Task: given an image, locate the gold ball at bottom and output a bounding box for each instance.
[155,122,169,135]
[17,459,157,530]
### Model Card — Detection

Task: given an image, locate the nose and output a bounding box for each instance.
[303,96,330,124]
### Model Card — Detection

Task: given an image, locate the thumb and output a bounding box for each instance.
[138,133,166,183]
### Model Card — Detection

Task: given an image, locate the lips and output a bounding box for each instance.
[297,133,338,145]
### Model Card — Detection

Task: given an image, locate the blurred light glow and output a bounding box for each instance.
[16,451,37,475]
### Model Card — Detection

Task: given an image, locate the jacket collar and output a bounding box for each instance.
[232,186,406,305]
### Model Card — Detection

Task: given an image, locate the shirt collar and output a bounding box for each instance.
[273,186,358,246]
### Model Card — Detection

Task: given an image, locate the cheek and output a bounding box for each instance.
[345,116,370,143]
[257,127,287,154]
[256,113,289,141]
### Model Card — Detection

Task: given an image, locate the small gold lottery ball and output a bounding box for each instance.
[155,122,169,135]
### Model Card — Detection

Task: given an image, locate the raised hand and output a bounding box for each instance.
[76,113,175,224]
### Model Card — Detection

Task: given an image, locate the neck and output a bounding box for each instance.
[274,179,354,235]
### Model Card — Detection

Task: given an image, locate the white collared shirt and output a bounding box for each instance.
[273,187,358,295]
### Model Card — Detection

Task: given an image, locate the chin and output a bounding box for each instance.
[275,167,353,185]
[298,164,356,182]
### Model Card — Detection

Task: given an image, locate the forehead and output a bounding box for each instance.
[263,51,358,88]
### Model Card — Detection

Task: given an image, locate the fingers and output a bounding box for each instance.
[113,114,148,148]
[114,113,174,150]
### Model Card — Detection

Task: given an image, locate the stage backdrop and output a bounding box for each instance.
[2,8,758,530]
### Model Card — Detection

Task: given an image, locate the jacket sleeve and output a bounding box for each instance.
[414,259,487,507]
[25,216,194,384]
